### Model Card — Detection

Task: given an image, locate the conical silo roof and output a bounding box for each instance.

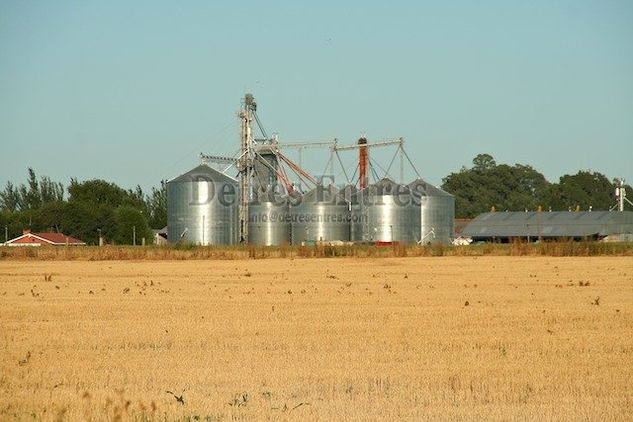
[168,164,237,185]
[300,184,343,203]
[251,187,288,204]
[367,178,411,195]
[339,184,359,205]
[408,178,453,197]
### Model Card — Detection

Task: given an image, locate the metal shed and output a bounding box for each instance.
[462,211,633,241]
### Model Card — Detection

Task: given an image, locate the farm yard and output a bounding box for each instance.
[1,256,632,420]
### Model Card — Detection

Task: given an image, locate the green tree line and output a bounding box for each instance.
[0,168,166,245]
[442,154,632,218]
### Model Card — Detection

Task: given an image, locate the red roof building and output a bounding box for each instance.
[4,230,86,246]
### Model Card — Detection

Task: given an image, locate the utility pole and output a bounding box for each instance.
[133,225,136,246]
[4,225,7,244]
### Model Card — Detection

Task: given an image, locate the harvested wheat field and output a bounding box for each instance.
[1,256,632,421]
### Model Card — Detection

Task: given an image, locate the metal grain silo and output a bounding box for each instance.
[408,178,454,244]
[167,164,239,245]
[355,178,421,243]
[248,189,291,246]
[341,185,363,242]
[290,185,350,244]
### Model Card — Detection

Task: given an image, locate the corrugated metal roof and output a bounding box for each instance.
[462,211,633,238]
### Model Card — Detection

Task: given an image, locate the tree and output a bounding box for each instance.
[0,169,64,212]
[543,171,614,211]
[125,185,149,214]
[68,179,148,212]
[39,176,64,203]
[36,201,69,233]
[146,180,167,229]
[23,168,42,210]
[442,154,550,218]
[503,164,550,211]
[68,178,128,207]
[0,209,29,240]
[113,206,152,245]
[472,153,496,171]
[0,210,15,241]
[64,178,160,244]
[54,201,117,245]
[0,182,20,211]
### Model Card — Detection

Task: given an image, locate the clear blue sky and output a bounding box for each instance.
[1,0,632,195]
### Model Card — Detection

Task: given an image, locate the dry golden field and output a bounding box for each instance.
[1,256,632,421]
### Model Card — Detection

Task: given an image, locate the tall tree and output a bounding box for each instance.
[55,201,117,245]
[146,180,167,229]
[68,178,128,207]
[1,169,64,212]
[125,185,148,213]
[442,155,550,218]
[0,181,20,211]
[472,153,496,171]
[114,206,152,245]
[22,168,42,210]
[35,201,69,233]
[543,171,615,211]
[0,209,32,240]
[39,176,64,203]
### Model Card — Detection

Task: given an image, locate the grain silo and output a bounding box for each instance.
[341,184,362,242]
[167,164,239,245]
[353,178,421,243]
[248,189,291,246]
[290,185,350,244]
[408,178,454,244]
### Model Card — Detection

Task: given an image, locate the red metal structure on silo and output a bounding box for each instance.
[358,137,368,190]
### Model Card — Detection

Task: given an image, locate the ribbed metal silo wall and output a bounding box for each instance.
[167,177,239,245]
[419,195,455,244]
[355,179,421,243]
[290,187,351,244]
[360,193,421,243]
[350,202,364,242]
[248,201,291,246]
[408,179,455,245]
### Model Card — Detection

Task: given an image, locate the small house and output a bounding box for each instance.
[4,230,86,246]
